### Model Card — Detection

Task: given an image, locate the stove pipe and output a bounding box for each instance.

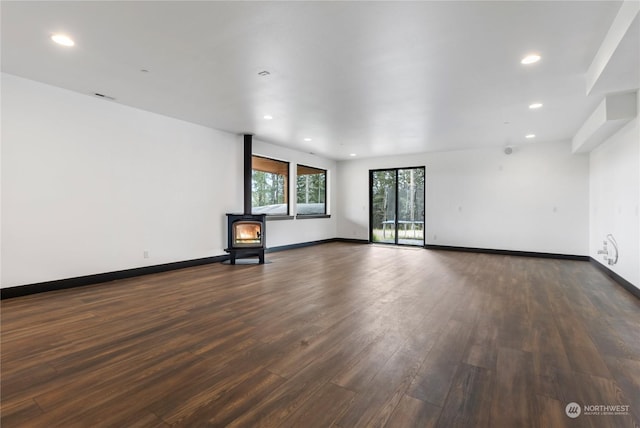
[244,134,252,215]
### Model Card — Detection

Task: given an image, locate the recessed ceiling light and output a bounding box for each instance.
[304,138,312,142]
[51,34,75,47]
[525,134,536,139]
[263,115,273,120]
[521,54,541,65]
[349,153,357,157]
[529,103,543,109]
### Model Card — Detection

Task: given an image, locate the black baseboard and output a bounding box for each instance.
[6,240,616,300]
[424,244,589,261]
[266,238,369,253]
[332,238,370,245]
[266,239,336,253]
[1,238,367,299]
[589,258,640,299]
[0,255,229,300]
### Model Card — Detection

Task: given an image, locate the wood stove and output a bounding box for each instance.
[225,135,268,265]
[225,213,266,264]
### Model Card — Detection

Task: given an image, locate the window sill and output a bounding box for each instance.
[265,215,295,221]
[295,214,331,219]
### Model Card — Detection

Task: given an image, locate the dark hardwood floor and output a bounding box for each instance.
[1,242,639,427]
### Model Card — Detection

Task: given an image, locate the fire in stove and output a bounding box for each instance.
[233,222,262,246]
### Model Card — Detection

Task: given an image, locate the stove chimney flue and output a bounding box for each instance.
[244,134,252,215]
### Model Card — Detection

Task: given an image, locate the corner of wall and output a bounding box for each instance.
[588,94,640,289]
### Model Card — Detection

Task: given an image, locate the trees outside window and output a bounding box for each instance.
[296,165,326,215]
[252,156,289,215]
[370,167,424,246]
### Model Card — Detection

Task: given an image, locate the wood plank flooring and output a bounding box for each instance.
[1,242,639,427]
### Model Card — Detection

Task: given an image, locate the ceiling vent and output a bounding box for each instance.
[93,93,116,101]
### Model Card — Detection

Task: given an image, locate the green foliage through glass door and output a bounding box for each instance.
[370,167,424,246]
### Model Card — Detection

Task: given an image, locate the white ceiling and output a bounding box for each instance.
[1,1,637,160]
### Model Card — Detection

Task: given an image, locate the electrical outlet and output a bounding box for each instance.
[143,250,149,259]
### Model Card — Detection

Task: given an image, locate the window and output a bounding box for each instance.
[252,155,289,215]
[296,165,326,215]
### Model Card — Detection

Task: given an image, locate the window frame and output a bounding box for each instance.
[251,155,291,217]
[296,164,328,218]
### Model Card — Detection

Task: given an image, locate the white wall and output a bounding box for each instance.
[252,138,337,248]
[589,92,639,289]
[337,141,590,256]
[1,73,243,288]
[5,71,633,290]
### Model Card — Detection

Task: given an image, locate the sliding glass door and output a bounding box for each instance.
[370,167,425,246]
[370,169,397,244]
